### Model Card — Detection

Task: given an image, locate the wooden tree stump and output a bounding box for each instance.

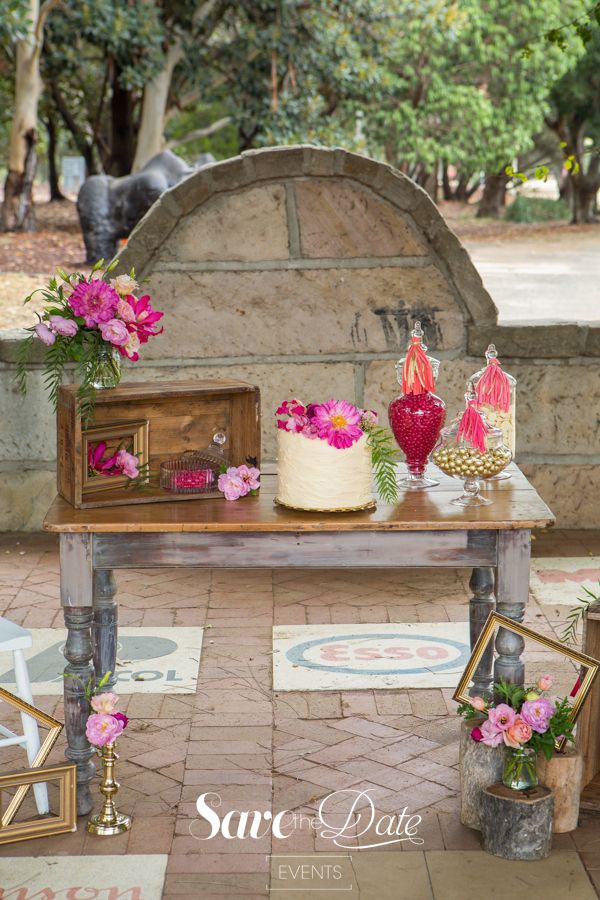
[459,718,504,830]
[480,783,554,860]
[537,747,583,833]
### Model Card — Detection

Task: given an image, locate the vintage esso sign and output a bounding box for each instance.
[286,632,470,676]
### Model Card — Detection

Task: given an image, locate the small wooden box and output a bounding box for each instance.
[57,380,260,508]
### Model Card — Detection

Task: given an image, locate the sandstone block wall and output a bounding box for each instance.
[0,146,598,529]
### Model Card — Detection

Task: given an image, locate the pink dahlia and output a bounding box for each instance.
[69,279,120,326]
[311,399,363,449]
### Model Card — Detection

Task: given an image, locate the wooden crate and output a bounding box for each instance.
[579,603,600,807]
[57,380,260,508]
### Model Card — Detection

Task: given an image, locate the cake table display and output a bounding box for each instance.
[468,343,517,481]
[275,399,398,511]
[388,321,446,490]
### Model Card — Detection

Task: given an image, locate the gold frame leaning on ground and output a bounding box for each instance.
[0,764,76,844]
[453,611,600,751]
[0,686,63,825]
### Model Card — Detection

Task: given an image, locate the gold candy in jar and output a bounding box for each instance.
[432,445,511,479]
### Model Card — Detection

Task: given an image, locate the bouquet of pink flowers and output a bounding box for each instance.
[85,691,129,749]
[276,398,399,502]
[457,675,575,759]
[17,258,164,422]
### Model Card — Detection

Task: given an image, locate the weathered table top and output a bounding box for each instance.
[44,464,554,534]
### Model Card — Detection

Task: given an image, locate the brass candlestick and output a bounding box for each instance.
[86,742,131,836]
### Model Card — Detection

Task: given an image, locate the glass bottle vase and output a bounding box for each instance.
[502,746,538,791]
[86,345,122,390]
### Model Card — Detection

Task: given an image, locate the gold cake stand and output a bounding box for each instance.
[274,498,376,513]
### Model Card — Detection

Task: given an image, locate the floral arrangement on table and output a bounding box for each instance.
[85,689,129,749]
[276,398,399,503]
[16,258,164,423]
[217,463,261,502]
[458,675,575,790]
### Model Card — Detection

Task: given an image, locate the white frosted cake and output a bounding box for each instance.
[276,430,374,511]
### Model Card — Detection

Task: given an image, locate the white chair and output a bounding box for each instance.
[0,617,49,815]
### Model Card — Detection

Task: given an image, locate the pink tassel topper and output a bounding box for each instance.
[457,401,489,453]
[475,356,510,412]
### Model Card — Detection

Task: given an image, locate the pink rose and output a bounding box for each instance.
[86,713,122,747]
[49,315,78,337]
[480,719,504,747]
[504,716,533,749]
[487,703,516,732]
[217,469,246,501]
[471,696,487,712]
[537,674,553,692]
[116,297,136,323]
[99,318,130,347]
[91,691,119,714]
[116,449,139,479]
[34,322,56,346]
[471,726,483,742]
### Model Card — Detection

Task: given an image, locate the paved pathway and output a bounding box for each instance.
[0,530,599,898]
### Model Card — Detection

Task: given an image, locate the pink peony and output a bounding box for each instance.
[471,696,487,712]
[487,703,516,732]
[520,697,555,734]
[86,713,122,747]
[480,719,504,747]
[311,399,364,449]
[504,716,533,749]
[69,279,120,326]
[537,674,553,692]
[235,464,260,491]
[471,726,483,742]
[99,318,130,347]
[110,274,138,297]
[218,469,246,501]
[91,691,119,714]
[116,449,139,479]
[34,322,56,346]
[48,315,78,337]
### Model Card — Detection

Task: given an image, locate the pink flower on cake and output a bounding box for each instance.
[276,399,308,432]
[311,399,363,449]
[218,468,246,501]
[69,279,120,326]
[90,692,119,714]
[99,318,130,347]
[34,322,56,346]
[487,703,515,731]
[360,409,379,428]
[86,713,123,747]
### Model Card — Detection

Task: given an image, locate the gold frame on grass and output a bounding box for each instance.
[453,611,600,751]
[0,764,76,844]
[0,687,63,826]
[83,419,149,495]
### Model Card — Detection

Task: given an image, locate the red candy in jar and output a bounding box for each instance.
[388,321,446,490]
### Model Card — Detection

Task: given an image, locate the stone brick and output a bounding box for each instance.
[521,464,600,528]
[161,184,290,263]
[585,326,600,356]
[301,145,338,177]
[294,179,427,258]
[243,145,305,181]
[468,323,586,358]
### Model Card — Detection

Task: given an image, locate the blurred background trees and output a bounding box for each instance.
[0,0,599,230]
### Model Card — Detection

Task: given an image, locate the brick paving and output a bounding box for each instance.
[0,529,599,898]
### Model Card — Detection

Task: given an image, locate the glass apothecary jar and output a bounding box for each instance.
[160,432,227,494]
[468,344,516,479]
[388,321,447,490]
[432,396,511,506]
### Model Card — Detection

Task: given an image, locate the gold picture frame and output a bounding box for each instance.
[0,764,76,844]
[453,611,600,750]
[83,419,149,496]
[0,687,63,826]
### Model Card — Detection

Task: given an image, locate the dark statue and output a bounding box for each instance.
[77,150,214,263]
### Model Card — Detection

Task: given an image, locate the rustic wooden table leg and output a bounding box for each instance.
[469,566,495,698]
[93,570,118,691]
[60,534,95,816]
[494,529,531,687]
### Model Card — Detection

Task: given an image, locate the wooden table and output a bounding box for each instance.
[44,464,554,814]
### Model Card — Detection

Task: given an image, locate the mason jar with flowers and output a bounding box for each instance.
[17,259,164,423]
[458,675,575,791]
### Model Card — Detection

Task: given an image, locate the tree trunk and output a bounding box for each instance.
[49,83,99,177]
[442,164,453,201]
[1,1,47,231]
[132,43,183,172]
[571,181,598,223]
[106,60,137,176]
[477,172,508,218]
[45,114,65,201]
